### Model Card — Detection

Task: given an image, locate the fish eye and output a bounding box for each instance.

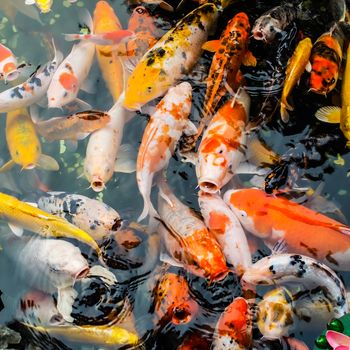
[136,7,145,14]
[330,78,336,84]
[239,210,247,218]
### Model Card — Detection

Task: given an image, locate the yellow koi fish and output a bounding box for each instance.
[0,108,58,172]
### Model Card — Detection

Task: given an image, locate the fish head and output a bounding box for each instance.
[94,0,121,32]
[128,6,158,36]
[252,16,283,42]
[309,56,338,94]
[1,60,19,82]
[215,297,252,348]
[257,288,294,339]
[232,12,251,33]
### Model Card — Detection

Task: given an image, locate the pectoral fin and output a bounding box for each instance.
[114,144,136,173]
[202,40,221,52]
[242,51,257,66]
[57,287,77,323]
[37,154,60,171]
[315,106,341,123]
[8,223,24,237]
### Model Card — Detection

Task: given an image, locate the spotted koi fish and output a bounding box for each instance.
[199,12,255,133]
[242,254,348,318]
[136,82,194,222]
[197,90,250,193]
[157,175,228,282]
[224,188,350,271]
[123,3,219,111]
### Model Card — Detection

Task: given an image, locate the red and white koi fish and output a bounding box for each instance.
[136,82,194,222]
[224,188,350,271]
[0,43,21,82]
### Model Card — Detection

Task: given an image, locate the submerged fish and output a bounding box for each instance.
[0,43,21,82]
[137,82,193,222]
[0,108,59,172]
[34,110,110,142]
[123,3,219,111]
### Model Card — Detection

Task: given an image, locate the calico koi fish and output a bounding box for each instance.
[0,43,21,82]
[123,3,219,111]
[242,254,348,318]
[199,12,255,131]
[0,108,59,172]
[198,191,251,276]
[212,297,252,350]
[157,175,228,282]
[34,110,110,142]
[137,82,194,222]
[309,28,343,95]
[197,90,250,193]
[224,188,350,271]
[280,37,312,123]
[152,272,198,325]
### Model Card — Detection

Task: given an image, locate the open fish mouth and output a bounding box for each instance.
[199,180,220,194]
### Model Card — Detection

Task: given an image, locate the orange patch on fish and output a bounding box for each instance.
[59,72,78,92]
[208,211,230,234]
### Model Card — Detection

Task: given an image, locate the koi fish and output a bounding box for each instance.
[200,12,255,129]
[123,3,219,111]
[84,95,135,192]
[196,90,250,193]
[152,272,198,325]
[212,297,252,350]
[0,108,59,172]
[37,192,122,241]
[137,82,194,222]
[252,3,299,43]
[223,188,350,271]
[0,44,62,113]
[92,0,125,102]
[0,192,102,258]
[280,38,312,123]
[309,27,343,95]
[242,254,348,318]
[257,287,295,339]
[47,11,95,108]
[0,43,21,82]
[315,40,350,145]
[24,323,139,346]
[157,175,228,282]
[24,0,77,13]
[198,191,251,276]
[34,110,110,142]
[64,30,134,46]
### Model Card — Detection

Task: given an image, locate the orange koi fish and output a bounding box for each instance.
[157,175,228,282]
[137,82,194,222]
[309,28,343,95]
[152,272,198,326]
[196,90,250,193]
[224,188,350,271]
[212,297,252,350]
[0,43,21,82]
[199,12,255,134]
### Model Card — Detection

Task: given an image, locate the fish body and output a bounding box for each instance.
[309,30,343,95]
[252,3,298,42]
[0,46,62,113]
[280,37,312,122]
[2,108,58,171]
[157,176,228,282]
[198,191,251,275]
[93,1,124,102]
[152,272,198,325]
[0,43,20,82]
[201,12,255,122]
[224,188,350,271]
[34,110,110,141]
[37,192,122,240]
[136,82,192,222]
[123,3,218,111]
[242,254,348,318]
[197,90,249,193]
[212,297,252,350]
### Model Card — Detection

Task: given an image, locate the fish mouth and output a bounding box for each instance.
[253,31,265,40]
[5,70,20,82]
[172,304,193,324]
[49,313,65,325]
[75,266,90,280]
[24,163,36,170]
[199,180,220,194]
[91,177,106,192]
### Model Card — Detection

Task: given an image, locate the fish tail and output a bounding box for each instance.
[280,103,291,123]
[137,196,158,223]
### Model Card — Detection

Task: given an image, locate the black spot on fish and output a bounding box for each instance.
[147,57,155,66]
[10,87,23,99]
[182,52,187,59]
[198,21,205,31]
[269,265,276,274]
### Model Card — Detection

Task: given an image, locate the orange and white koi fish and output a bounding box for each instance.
[199,12,255,131]
[48,11,95,108]
[212,297,252,350]
[123,3,218,111]
[309,27,343,95]
[137,82,194,222]
[0,43,21,82]
[0,44,62,113]
[92,0,126,102]
[0,108,59,172]
[198,191,251,276]
[157,175,228,282]
[196,90,250,193]
[84,95,135,192]
[242,254,348,318]
[223,188,350,271]
[152,272,198,326]
[34,110,110,142]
